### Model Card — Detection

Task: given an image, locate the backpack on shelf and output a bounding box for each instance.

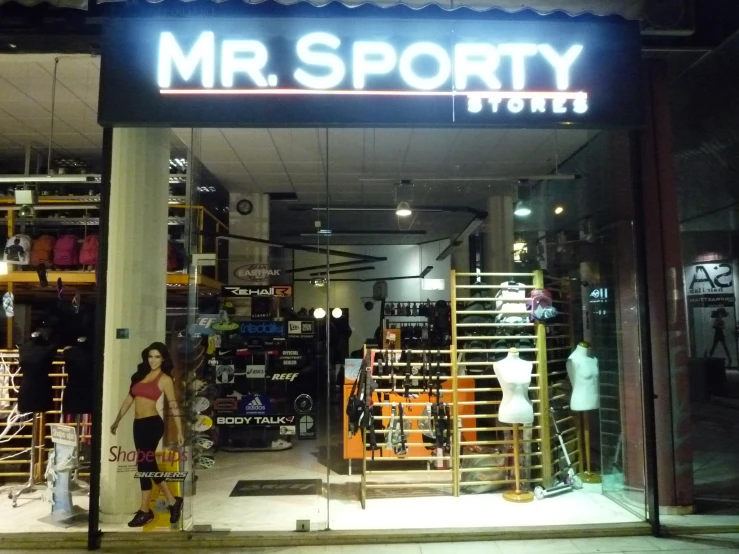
[79,235,99,266]
[3,234,31,265]
[54,235,80,266]
[30,235,57,266]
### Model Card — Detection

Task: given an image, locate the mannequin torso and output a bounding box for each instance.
[493,350,534,424]
[567,343,599,411]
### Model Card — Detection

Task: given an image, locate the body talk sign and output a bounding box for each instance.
[99,18,642,128]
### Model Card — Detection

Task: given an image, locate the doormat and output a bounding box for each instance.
[230,479,322,497]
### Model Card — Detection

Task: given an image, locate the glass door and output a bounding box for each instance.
[183,127,330,532]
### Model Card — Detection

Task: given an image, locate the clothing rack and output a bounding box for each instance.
[360,348,457,508]
[0,350,91,486]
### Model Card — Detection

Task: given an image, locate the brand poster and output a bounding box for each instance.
[685,261,738,368]
[107,338,190,530]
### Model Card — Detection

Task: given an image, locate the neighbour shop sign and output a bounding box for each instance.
[99,18,642,128]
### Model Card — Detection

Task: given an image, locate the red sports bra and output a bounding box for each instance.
[130,372,163,401]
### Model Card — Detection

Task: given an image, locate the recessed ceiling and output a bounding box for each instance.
[173,127,590,206]
[0,54,592,245]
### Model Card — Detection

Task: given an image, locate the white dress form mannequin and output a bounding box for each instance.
[494,349,534,425]
[494,349,534,503]
[567,342,600,411]
[567,341,601,483]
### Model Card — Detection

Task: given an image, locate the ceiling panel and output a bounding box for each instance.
[198,148,241,163]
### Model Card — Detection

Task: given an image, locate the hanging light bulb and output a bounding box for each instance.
[18,205,35,218]
[514,201,531,217]
[314,307,326,319]
[331,307,343,319]
[395,201,412,217]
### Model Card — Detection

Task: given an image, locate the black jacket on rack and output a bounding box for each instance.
[18,337,56,413]
[62,340,94,415]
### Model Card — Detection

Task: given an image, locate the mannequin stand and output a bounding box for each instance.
[69,416,89,492]
[503,424,533,503]
[579,411,601,484]
[9,414,46,507]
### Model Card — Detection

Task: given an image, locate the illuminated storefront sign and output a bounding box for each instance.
[100,18,641,127]
[157,32,588,115]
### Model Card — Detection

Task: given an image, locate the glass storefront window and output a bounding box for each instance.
[157,128,655,534]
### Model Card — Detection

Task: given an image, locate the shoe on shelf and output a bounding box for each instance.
[271,439,293,451]
[127,510,154,527]
[169,496,184,524]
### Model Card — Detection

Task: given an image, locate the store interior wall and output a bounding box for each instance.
[294,240,451,354]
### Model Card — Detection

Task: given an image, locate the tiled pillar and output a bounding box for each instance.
[484,191,514,273]
[640,59,695,511]
[100,128,170,521]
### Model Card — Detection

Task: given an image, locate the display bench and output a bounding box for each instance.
[351,270,583,507]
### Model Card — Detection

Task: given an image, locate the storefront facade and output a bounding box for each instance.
[0,0,712,549]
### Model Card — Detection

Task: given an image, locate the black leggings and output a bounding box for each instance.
[133,415,165,491]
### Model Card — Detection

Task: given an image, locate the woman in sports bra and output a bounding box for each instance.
[110,342,185,528]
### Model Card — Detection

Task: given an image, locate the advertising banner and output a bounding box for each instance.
[685,261,738,368]
[107,341,188,530]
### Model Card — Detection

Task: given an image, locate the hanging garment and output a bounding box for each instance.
[18,340,56,413]
[63,343,94,414]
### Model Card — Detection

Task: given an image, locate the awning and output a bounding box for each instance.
[94,0,644,19]
[0,0,87,7]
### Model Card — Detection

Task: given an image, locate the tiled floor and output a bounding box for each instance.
[1,534,739,553]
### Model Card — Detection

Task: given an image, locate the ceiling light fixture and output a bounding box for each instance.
[554,206,565,215]
[314,307,326,319]
[311,278,327,288]
[396,201,412,217]
[331,307,343,318]
[514,201,531,217]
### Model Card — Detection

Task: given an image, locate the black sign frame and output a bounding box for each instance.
[99,17,642,129]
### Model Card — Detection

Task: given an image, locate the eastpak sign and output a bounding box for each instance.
[233,263,282,282]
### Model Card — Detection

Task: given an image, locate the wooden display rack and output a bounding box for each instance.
[359,348,459,508]
[0,350,91,482]
[452,269,582,494]
[357,270,583,506]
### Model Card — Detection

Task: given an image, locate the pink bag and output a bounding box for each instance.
[54,235,80,266]
[79,235,99,265]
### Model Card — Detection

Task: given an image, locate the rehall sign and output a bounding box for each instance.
[99,18,642,127]
[158,32,588,116]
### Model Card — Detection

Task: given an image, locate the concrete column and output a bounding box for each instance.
[484,191,514,274]
[451,236,470,286]
[228,192,270,316]
[100,128,170,521]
